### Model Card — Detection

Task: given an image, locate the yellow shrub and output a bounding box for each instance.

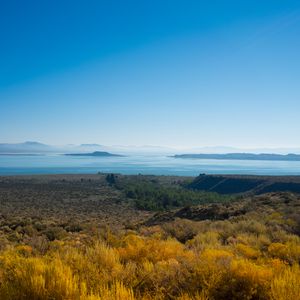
[200,248,234,263]
[236,243,261,259]
[137,258,187,298]
[235,232,271,250]
[0,252,81,300]
[15,245,33,257]
[268,242,300,263]
[58,241,124,291]
[1,221,299,300]
[188,231,221,251]
[270,264,300,300]
[210,258,273,300]
[177,291,209,300]
[191,249,233,296]
[98,282,135,300]
[118,234,192,264]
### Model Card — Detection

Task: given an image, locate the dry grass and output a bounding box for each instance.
[0,174,299,299]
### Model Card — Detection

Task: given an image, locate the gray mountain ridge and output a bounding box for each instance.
[173,153,300,161]
[1,142,300,155]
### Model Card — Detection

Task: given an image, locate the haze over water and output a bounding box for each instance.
[1,154,300,176]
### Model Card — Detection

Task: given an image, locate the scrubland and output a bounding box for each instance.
[0,174,299,299]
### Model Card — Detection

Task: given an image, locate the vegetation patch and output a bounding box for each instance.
[0,174,299,299]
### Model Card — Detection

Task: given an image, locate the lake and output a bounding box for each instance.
[1,154,300,176]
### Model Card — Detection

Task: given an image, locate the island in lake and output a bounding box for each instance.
[173,153,300,161]
[65,151,123,157]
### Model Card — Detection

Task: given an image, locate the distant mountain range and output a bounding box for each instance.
[180,146,300,155]
[0,141,55,153]
[0,142,176,155]
[1,142,300,156]
[0,142,105,154]
[173,153,300,161]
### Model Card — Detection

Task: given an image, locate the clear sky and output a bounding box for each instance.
[1,0,300,148]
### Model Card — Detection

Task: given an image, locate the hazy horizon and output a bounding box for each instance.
[2,140,300,155]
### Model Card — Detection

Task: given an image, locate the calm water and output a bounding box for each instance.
[1,154,300,176]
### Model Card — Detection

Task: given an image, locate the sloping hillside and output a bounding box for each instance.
[188,174,300,195]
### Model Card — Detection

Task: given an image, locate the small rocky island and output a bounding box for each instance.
[65,151,123,157]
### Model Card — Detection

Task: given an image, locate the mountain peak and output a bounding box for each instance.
[24,141,45,145]
[80,144,102,147]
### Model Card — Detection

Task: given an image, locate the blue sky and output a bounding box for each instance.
[1,0,300,148]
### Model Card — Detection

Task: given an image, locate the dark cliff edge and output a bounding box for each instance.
[187,174,300,195]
